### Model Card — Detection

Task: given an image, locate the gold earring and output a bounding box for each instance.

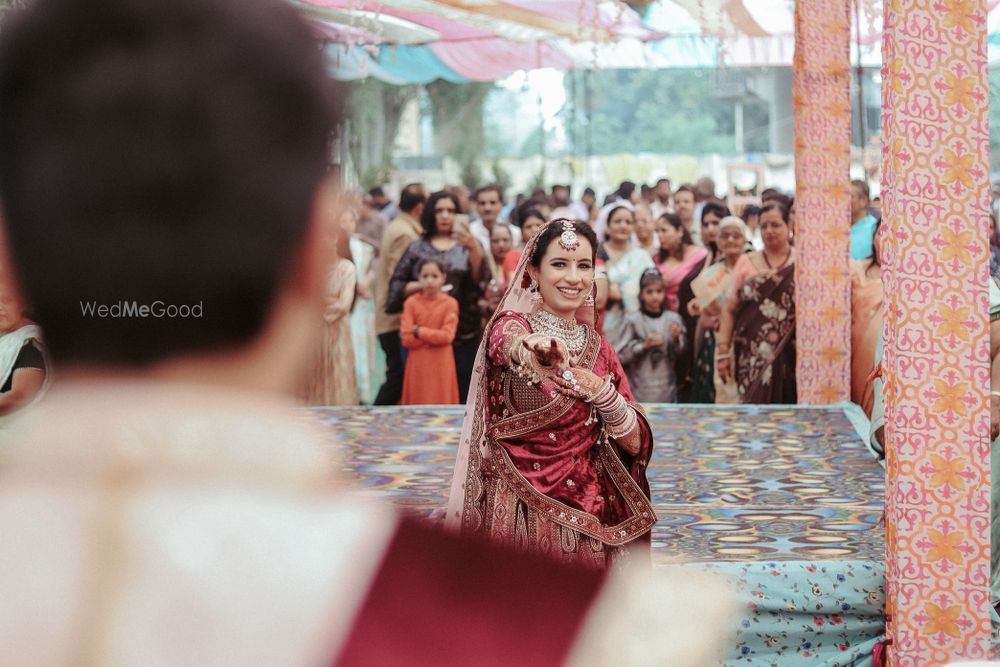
[529,278,542,304]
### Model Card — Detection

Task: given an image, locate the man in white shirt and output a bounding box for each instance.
[650,177,673,219]
[470,184,520,250]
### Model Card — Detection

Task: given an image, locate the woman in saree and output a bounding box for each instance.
[303,228,359,406]
[687,216,749,404]
[447,219,656,569]
[716,202,797,404]
[655,213,708,314]
[656,212,709,401]
[850,220,883,417]
[598,204,655,343]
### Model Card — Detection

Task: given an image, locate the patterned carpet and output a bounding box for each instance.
[310,404,884,564]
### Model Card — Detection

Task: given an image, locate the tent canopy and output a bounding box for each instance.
[306,0,1000,82]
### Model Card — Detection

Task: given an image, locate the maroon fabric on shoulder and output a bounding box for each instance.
[332,519,606,667]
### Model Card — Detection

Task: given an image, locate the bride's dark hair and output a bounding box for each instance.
[528,219,598,268]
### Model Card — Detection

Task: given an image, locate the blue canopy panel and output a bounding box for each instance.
[326,43,468,83]
[378,45,469,83]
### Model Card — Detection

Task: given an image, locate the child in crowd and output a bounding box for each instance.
[614,269,686,403]
[400,259,460,404]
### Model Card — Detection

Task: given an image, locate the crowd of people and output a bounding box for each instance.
[313,175,885,414]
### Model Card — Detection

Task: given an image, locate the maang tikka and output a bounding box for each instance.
[558,220,579,252]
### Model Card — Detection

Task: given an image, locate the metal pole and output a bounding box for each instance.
[584,68,593,184]
[735,100,745,154]
[853,0,867,148]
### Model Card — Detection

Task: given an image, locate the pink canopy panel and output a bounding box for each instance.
[301,0,659,43]
[431,39,575,80]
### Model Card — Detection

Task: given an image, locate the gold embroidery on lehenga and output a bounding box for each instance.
[462,313,656,566]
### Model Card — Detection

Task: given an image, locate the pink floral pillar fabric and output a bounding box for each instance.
[792,0,852,404]
[880,0,991,663]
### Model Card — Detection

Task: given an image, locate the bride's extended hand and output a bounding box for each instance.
[551,366,605,401]
[522,334,570,373]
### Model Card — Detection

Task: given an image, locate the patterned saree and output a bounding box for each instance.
[733,263,797,404]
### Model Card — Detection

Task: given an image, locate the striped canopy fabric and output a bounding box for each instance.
[308,0,1000,82]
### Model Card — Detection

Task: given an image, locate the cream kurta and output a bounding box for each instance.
[0,383,395,667]
[305,258,359,406]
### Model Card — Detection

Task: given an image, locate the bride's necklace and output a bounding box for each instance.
[527,309,588,355]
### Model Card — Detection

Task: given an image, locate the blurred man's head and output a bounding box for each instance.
[0,0,340,382]
[368,186,389,209]
[551,185,571,207]
[475,185,504,228]
[399,182,427,219]
[616,181,639,205]
[653,178,672,204]
[695,177,716,202]
[673,185,696,225]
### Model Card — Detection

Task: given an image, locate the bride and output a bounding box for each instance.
[447,219,656,568]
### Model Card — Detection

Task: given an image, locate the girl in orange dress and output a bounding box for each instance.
[401,259,460,404]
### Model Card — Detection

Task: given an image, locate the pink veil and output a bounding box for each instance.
[445,219,598,531]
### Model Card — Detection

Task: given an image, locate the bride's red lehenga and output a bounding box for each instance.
[448,220,657,569]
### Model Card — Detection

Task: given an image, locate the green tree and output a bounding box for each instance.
[565,68,752,156]
[425,80,494,188]
[345,79,420,189]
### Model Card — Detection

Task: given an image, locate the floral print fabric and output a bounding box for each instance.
[689,560,885,666]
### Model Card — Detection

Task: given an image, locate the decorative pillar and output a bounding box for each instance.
[880,0,991,663]
[792,0,853,404]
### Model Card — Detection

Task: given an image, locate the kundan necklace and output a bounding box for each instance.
[527,308,588,355]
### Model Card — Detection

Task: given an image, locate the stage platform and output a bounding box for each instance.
[312,403,887,665]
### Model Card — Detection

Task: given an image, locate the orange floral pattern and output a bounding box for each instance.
[792,0,852,404]
[880,0,991,663]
